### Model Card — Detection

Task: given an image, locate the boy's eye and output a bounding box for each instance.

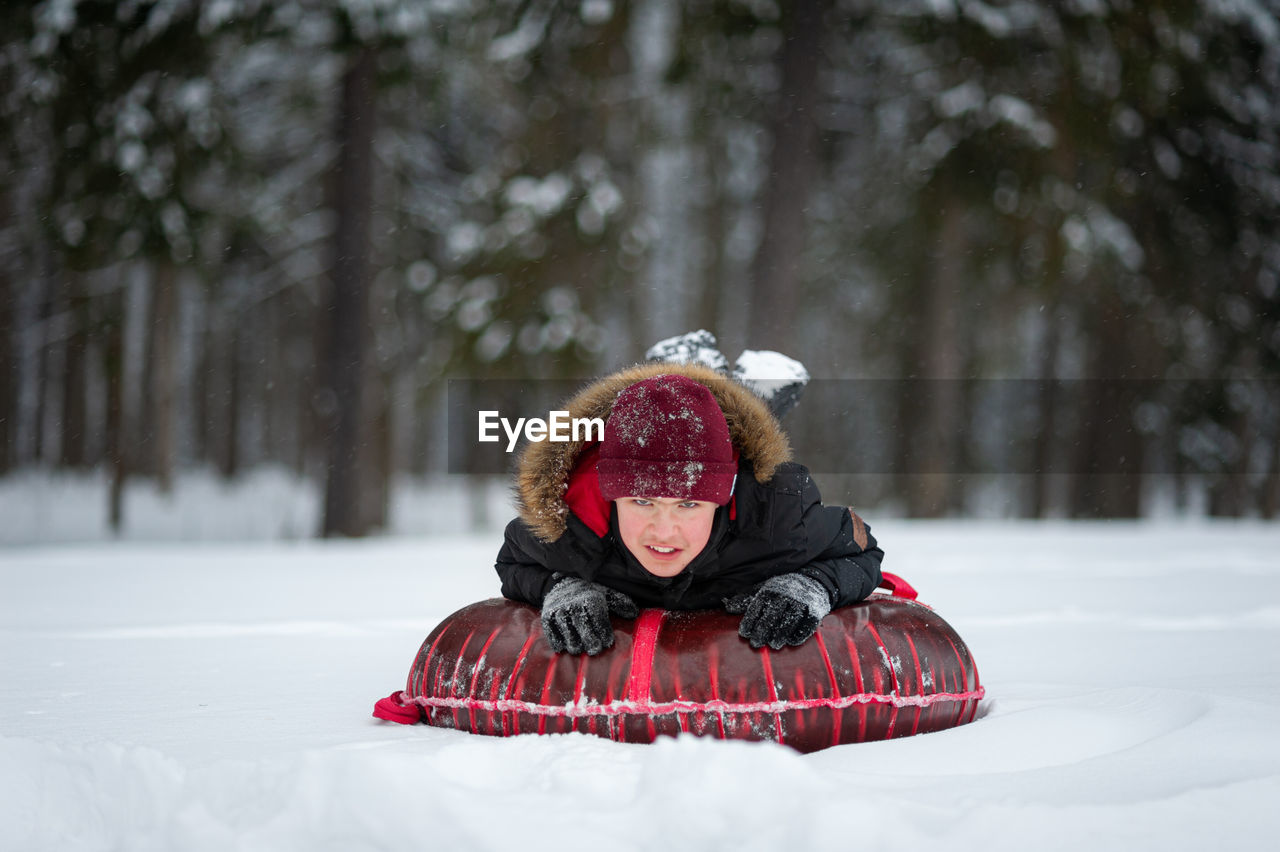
[632,498,652,506]
[679,501,698,509]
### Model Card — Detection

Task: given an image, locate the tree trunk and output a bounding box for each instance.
[148,262,179,493]
[745,0,827,353]
[1263,432,1280,519]
[54,273,89,468]
[906,193,966,518]
[360,385,391,532]
[1029,313,1062,519]
[1069,296,1143,518]
[223,320,242,479]
[104,288,127,533]
[206,291,242,480]
[322,45,379,537]
[0,274,13,473]
[1030,234,1066,519]
[11,261,47,467]
[34,276,57,464]
[627,0,701,354]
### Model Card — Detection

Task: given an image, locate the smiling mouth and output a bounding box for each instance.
[647,545,677,555]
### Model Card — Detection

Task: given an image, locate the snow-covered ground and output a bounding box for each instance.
[3,509,1279,850]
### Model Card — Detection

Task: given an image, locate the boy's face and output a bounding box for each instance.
[615,496,718,578]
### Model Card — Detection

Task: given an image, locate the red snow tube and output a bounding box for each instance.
[373,574,983,753]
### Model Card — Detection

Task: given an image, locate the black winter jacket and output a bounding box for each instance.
[496,458,882,610]
[492,362,883,612]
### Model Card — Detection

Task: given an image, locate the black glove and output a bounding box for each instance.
[541,576,640,655]
[724,573,832,650]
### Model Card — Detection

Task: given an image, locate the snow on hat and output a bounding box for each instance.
[597,374,737,505]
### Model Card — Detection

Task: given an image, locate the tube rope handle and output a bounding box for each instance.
[373,691,423,724]
[876,572,918,600]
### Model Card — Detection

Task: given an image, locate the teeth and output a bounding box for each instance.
[650,546,675,554]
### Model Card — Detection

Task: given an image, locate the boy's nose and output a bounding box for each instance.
[649,510,677,538]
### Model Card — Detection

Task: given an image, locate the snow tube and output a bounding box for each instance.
[373,574,983,753]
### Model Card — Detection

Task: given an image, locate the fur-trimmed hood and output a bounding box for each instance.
[515,362,792,542]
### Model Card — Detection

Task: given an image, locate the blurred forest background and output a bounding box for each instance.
[1,0,1278,537]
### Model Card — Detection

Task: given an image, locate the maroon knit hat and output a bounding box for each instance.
[597,374,737,505]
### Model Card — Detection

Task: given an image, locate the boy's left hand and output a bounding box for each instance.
[724,573,832,650]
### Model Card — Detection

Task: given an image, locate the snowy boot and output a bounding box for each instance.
[644,329,730,374]
[645,330,809,419]
[732,350,809,420]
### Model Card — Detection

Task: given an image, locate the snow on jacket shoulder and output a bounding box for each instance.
[493,362,883,610]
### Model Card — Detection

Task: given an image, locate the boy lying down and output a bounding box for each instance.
[494,363,883,655]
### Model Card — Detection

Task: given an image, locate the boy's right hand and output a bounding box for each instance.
[541,576,639,655]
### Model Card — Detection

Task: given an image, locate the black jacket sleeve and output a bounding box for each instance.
[494,518,560,606]
[494,514,609,607]
[794,474,884,609]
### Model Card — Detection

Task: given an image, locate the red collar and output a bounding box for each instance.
[563,444,612,537]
